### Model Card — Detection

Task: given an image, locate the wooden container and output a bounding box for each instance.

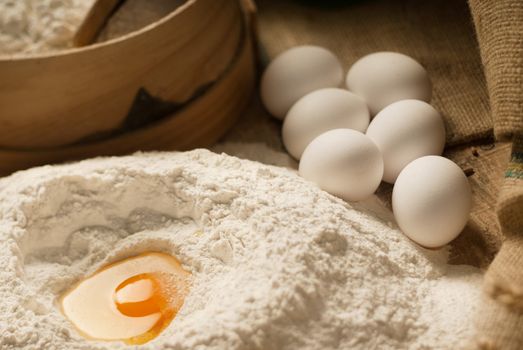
[0,0,256,174]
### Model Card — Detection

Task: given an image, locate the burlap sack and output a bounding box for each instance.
[469,0,523,141]
[473,138,523,348]
[256,0,522,347]
[469,1,523,348]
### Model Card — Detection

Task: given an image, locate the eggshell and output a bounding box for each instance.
[261,46,344,119]
[346,52,432,115]
[299,129,383,201]
[392,156,472,248]
[282,88,370,160]
[366,99,446,183]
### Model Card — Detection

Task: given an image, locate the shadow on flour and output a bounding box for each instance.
[24,207,179,267]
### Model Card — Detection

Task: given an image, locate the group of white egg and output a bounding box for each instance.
[261,46,472,249]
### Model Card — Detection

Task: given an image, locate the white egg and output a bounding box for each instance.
[346,52,432,115]
[261,46,344,119]
[299,129,383,201]
[366,99,446,183]
[282,88,370,160]
[392,156,471,248]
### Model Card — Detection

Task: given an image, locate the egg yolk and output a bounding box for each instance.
[60,252,191,345]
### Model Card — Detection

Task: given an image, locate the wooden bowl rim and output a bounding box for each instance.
[0,0,199,62]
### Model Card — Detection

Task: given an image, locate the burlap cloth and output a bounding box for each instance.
[219,0,523,347]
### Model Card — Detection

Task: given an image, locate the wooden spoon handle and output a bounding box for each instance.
[73,0,123,47]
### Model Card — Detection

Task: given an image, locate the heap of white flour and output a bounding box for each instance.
[0,150,481,349]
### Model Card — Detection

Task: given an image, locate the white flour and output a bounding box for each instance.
[0,0,95,55]
[0,149,481,349]
[0,0,182,56]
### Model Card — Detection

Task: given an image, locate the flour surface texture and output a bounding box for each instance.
[0,150,481,349]
[0,0,95,55]
[0,0,182,55]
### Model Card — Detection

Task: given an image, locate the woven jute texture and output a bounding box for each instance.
[474,138,523,350]
[255,0,523,347]
[469,0,523,141]
[469,0,523,348]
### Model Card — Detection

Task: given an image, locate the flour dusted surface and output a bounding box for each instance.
[0,0,95,55]
[0,150,481,349]
[0,0,183,55]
